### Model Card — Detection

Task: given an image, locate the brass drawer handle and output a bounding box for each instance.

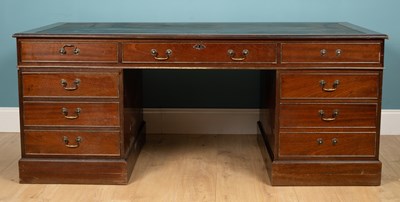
[59,44,80,55]
[320,49,341,57]
[227,49,249,61]
[319,109,339,122]
[151,49,172,61]
[319,80,340,92]
[332,138,338,145]
[336,49,342,57]
[316,138,324,145]
[62,107,81,120]
[60,78,80,91]
[320,49,327,56]
[63,136,82,148]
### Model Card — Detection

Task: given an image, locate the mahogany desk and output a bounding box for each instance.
[13,22,387,185]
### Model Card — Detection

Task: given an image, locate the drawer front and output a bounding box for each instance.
[20,41,118,63]
[280,103,378,128]
[122,42,277,63]
[280,72,379,99]
[281,43,381,64]
[279,133,376,157]
[23,102,120,127]
[22,72,120,98]
[24,130,120,156]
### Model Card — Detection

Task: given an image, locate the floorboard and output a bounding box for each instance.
[0,133,399,202]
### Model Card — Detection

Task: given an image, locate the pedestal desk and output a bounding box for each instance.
[13,23,387,185]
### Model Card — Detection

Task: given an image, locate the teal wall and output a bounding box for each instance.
[1,0,399,108]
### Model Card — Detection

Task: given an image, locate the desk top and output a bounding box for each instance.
[13,22,387,39]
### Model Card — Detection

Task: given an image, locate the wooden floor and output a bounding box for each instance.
[0,133,400,202]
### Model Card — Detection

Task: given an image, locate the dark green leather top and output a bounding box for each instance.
[13,22,387,39]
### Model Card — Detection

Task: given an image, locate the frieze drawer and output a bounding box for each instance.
[281,43,382,64]
[122,42,277,63]
[20,41,118,63]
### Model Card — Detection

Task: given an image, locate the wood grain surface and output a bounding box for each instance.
[0,133,399,201]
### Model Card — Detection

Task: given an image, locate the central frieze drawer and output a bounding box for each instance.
[24,130,121,157]
[281,43,381,64]
[280,103,378,128]
[122,42,277,63]
[279,132,376,157]
[20,41,118,63]
[280,72,379,99]
[23,102,120,127]
[22,72,120,98]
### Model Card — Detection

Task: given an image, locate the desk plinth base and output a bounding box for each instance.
[257,124,382,186]
[19,124,146,185]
